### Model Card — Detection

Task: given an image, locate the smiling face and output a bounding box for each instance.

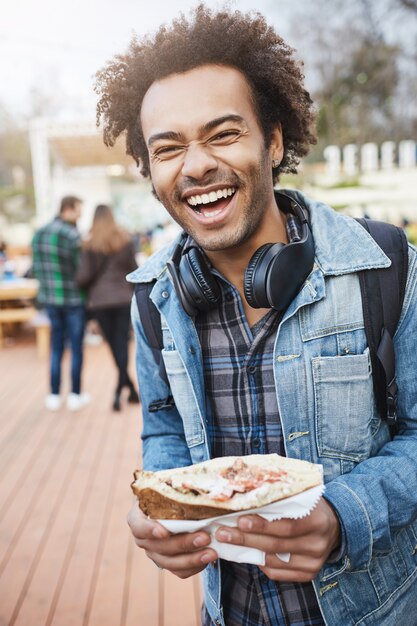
[140,64,284,256]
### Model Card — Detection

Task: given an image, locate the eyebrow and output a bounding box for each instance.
[147,114,245,148]
[201,114,245,133]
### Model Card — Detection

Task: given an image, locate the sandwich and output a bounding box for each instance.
[131,454,323,520]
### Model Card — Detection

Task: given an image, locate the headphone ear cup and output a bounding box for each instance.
[244,243,283,308]
[244,244,272,307]
[181,247,220,310]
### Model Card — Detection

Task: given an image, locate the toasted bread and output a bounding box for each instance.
[132,454,322,520]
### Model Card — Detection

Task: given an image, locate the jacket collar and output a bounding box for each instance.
[127,189,390,284]
[294,190,390,275]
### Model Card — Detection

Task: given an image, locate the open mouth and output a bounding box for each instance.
[185,187,236,217]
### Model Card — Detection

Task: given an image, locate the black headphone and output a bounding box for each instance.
[166,192,315,317]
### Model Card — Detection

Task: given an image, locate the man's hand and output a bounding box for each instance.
[127,501,217,579]
[215,497,341,583]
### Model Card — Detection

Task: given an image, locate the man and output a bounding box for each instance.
[95,7,417,626]
[32,195,90,412]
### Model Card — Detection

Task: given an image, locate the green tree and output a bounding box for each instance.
[316,37,400,145]
[276,0,417,148]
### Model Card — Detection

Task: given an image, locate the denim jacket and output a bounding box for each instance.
[128,190,417,626]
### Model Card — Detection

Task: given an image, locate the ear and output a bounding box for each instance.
[269,123,284,164]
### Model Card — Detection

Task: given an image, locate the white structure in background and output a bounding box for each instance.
[29,117,167,234]
[324,140,416,176]
[316,139,417,225]
[399,140,417,168]
[361,143,379,172]
[381,141,396,169]
[342,144,358,176]
[323,145,341,175]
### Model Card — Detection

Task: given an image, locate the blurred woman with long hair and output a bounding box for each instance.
[77,204,140,410]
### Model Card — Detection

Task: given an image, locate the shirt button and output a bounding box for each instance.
[226,293,234,302]
[252,437,261,449]
[248,365,256,374]
[161,290,169,298]
[189,346,196,354]
[259,573,269,584]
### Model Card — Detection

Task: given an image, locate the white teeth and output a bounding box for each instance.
[186,187,236,207]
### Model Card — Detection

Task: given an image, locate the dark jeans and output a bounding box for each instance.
[93,306,132,394]
[46,305,86,395]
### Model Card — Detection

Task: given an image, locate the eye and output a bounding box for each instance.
[152,145,184,160]
[211,129,241,143]
[158,146,179,154]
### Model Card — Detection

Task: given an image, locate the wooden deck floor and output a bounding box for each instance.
[0,335,202,626]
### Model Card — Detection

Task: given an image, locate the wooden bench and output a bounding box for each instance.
[0,307,50,357]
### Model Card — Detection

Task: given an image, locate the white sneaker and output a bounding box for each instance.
[45,394,62,411]
[66,392,91,412]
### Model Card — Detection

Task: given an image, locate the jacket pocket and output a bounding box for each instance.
[312,348,376,462]
[161,349,205,447]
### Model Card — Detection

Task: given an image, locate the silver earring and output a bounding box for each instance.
[272,159,280,168]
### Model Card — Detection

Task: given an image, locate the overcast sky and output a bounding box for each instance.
[0,0,295,121]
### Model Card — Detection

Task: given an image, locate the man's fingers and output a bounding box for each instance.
[135,530,211,556]
[126,502,170,541]
[215,526,323,557]
[264,552,322,575]
[146,547,218,574]
[236,514,317,538]
[126,500,217,580]
[236,499,334,538]
[127,500,213,556]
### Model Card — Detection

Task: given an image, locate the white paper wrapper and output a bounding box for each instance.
[158,483,325,565]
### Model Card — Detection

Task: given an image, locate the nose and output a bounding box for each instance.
[181,142,218,180]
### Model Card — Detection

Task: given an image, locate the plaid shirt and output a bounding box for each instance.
[32,218,84,306]
[195,215,324,626]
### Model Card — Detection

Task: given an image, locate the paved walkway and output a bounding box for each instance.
[0,338,202,626]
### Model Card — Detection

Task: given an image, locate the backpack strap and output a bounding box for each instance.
[134,282,174,412]
[356,218,408,434]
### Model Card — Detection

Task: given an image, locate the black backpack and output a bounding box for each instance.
[135,218,408,434]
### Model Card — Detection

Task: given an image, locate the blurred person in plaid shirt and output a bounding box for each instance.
[32,195,90,412]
